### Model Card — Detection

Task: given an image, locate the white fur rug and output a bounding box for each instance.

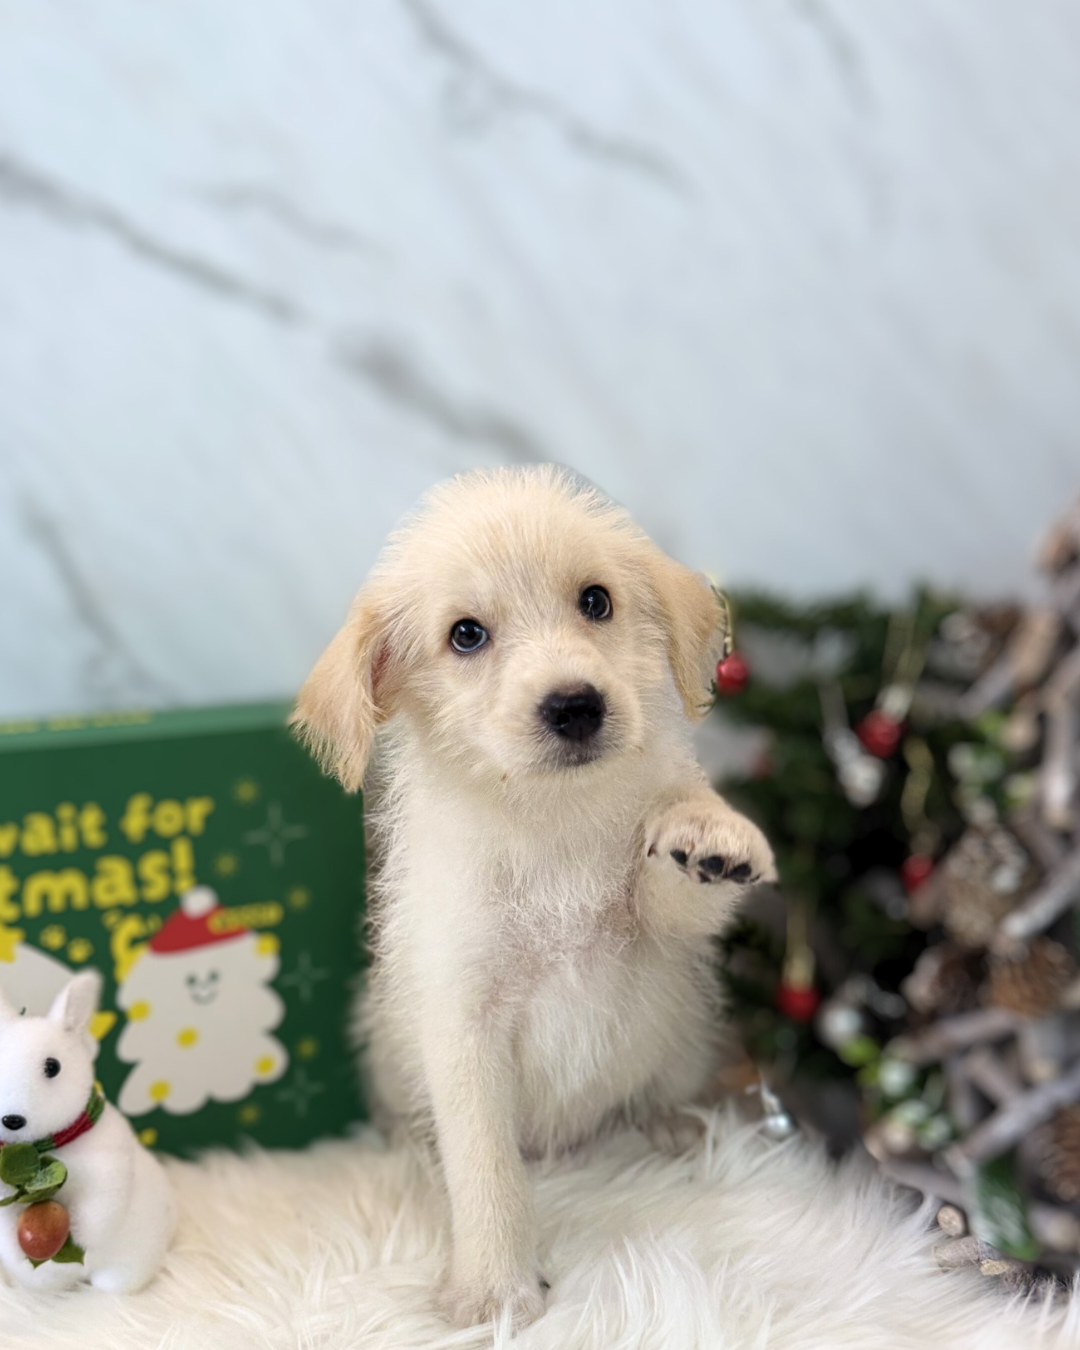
[1,1108,1076,1349]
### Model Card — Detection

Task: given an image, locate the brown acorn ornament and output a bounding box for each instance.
[17,1199,70,1262]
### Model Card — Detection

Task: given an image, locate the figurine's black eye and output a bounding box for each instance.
[449,619,488,653]
[43,1058,60,1079]
[579,586,612,621]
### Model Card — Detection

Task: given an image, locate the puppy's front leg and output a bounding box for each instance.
[638,785,776,937]
[421,985,544,1330]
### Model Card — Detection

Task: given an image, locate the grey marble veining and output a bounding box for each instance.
[1,0,1078,718]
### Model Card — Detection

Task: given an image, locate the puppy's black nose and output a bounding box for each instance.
[540,686,605,742]
[2,1114,26,1131]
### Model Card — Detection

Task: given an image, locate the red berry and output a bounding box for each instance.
[775,982,821,1022]
[716,651,749,696]
[855,709,903,758]
[17,1201,69,1261]
[900,853,934,894]
[751,752,773,779]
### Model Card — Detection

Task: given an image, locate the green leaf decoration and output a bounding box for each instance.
[971,1152,1039,1262]
[0,1144,41,1189]
[25,1158,67,1196]
[837,1035,880,1068]
[0,1149,69,1207]
[28,1234,85,1269]
[22,1183,63,1205]
[50,1234,85,1265]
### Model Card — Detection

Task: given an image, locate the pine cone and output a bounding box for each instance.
[901,944,984,1017]
[1033,1106,1080,1202]
[938,826,1038,949]
[986,938,1077,1018]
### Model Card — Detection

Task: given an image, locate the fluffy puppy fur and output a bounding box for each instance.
[292,466,775,1329]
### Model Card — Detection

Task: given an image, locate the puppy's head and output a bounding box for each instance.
[292,467,722,790]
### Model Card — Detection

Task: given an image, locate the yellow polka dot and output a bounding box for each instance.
[238,1103,260,1125]
[139,1128,158,1147]
[176,1027,199,1048]
[149,1080,170,1102]
[214,851,240,877]
[296,1036,318,1060]
[40,925,66,951]
[67,937,93,963]
[255,1055,275,1075]
[89,1011,117,1041]
[128,1000,151,1021]
[256,933,280,956]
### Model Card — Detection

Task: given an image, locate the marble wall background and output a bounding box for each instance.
[1,1,1078,718]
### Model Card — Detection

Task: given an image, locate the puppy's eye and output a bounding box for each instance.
[43,1058,60,1079]
[449,619,489,653]
[579,586,612,621]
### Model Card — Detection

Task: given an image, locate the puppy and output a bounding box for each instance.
[292,466,775,1329]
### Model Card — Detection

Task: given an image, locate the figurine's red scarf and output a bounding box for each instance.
[0,1086,104,1155]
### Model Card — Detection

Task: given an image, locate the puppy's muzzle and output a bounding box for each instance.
[539,685,606,744]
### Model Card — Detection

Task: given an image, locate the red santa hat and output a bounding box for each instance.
[150,886,248,954]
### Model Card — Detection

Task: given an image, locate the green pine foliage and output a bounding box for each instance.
[713,589,971,1079]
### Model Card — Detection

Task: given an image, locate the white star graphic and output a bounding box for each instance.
[243,801,309,868]
[280,951,331,1003]
[275,1067,327,1119]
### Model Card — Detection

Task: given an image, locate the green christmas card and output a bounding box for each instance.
[0,703,367,1154]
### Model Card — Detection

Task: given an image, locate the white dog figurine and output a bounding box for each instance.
[293,466,776,1329]
[0,972,176,1292]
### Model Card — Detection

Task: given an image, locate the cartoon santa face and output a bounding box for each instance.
[185,967,221,1005]
[115,887,288,1116]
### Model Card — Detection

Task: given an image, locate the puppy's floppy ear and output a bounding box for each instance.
[290,594,396,792]
[647,550,724,720]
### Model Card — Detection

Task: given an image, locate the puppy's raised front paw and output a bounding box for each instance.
[645,793,776,888]
[438,1271,546,1330]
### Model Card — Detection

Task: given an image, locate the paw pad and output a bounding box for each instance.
[669,849,758,886]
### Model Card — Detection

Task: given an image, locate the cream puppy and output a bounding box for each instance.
[293,466,775,1329]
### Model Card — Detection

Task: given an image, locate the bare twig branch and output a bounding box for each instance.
[998,845,1080,945]
[892,1008,1021,1066]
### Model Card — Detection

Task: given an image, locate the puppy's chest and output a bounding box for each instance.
[395,797,644,972]
[494,855,640,975]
